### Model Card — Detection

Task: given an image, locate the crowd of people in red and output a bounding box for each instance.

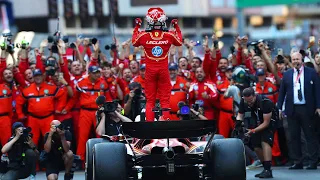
[0,29,320,171]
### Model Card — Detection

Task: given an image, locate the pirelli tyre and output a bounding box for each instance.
[210,138,246,180]
[93,142,128,180]
[85,138,109,180]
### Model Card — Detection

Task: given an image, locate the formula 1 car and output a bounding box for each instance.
[85,120,246,180]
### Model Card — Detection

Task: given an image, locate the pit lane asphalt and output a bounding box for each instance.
[21,166,320,180]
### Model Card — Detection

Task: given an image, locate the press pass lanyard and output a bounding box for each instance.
[254,110,261,126]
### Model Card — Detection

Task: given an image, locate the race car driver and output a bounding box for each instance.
[132,7,183,121]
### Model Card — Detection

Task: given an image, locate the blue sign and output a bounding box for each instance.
[151,46,163,57]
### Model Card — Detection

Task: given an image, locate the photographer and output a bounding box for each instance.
[236,87,275,178]
[0,122,38,180]
[96,104,132,136]
[43,120,73,180]
[124,82,145,121]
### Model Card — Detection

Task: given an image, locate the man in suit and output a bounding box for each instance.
[278,52,320,170]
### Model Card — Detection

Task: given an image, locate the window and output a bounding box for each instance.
[201,18,213,28]
[210,0,224,8]
[114,16,128,28]
[81,17,94,28]
[98,17,110,28]
[183,18,197,28]
[66,17,76,28]
[226,0,235,7]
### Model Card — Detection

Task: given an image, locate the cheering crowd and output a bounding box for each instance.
[0,24,320,179]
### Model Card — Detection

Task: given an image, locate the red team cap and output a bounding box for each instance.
[146,7,167,24]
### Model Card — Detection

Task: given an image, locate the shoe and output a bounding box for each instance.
[289,163,303,170]
[254,169,264,178]
[29,175,36,180]
[305,163,317,170]
[258,169,273,178]
[247,160,263,170]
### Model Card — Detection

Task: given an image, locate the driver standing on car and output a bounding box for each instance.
[236,87,275,178]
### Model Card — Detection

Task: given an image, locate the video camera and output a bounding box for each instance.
[96,95,118,114]
[248,39,274,56]
[105,43,117,51]
[231,119,250,144]
[47,18,69,53]
[0,32,15,54]
[70,37,97,49]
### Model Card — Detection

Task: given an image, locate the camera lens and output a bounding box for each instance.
[70,42,76,49]
[91,38,97,45]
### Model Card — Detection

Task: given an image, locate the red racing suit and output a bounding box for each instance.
[132,28,182,121]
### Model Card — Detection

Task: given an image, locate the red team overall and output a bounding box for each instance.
[132,8,183,121]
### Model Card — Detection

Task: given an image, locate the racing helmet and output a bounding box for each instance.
[145,7,168,31]
[232,66,247,84]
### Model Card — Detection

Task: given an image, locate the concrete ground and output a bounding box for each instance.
[20,166,320,180]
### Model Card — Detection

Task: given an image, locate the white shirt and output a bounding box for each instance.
[293,66,306,104]
[170,80,176,87]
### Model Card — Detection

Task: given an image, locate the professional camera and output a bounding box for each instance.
[230,45,236,55]
[248,39,264,56]
[96,95,118,113]
[192,104,199,111]
[88,38,97,45]
[128,82,143,98]
[134,88,142,98]
[56,123,65,131]
[105,43,117,50]
[177,101,191,120]
[0,32,15,54]
[20,127,33,142]
[45,60,57,76]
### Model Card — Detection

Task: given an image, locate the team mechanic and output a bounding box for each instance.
[132,7,183,121]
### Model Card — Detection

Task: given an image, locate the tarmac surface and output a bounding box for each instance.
[20,166,320,180]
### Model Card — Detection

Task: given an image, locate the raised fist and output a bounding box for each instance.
[171,19,178,27]
[135,18,142,26]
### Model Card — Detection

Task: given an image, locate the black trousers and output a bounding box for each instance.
[0,149,37,180]
[287,105,319,164]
